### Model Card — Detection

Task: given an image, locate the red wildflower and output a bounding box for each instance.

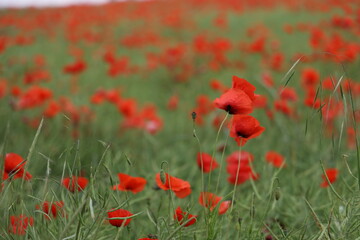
[196,152,218,173]
[112,173,147,194]
[210,79,228,92]
[43,100,61,118]
[63,59,86,75]
[320,168,338,188]
[279,87,298,102]
[9,215,34,235]
[107,209,133,227]
[16,86,52,110]
[274,99,293,116]
[36,201,64,219]
[265,151,286,168]
[199,192,230,215]
[155,173,191,198]
[213,76,256,115]
[167,95,179,110]
[226,151,258,185]
[253,94,267,108]
[229,115,265,146]
[174,206,197,227]
[3,153,32,180]
[62,176,88,192]
[302,68,319,87]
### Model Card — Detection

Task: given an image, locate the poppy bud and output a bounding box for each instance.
[159,170,166,185]
[191,112,197,120]
[274,187,280,200]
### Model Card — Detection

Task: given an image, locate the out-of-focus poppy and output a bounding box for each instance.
[320,168,338,187]
[174,206,197,227]
[199,192,230,215]
[3,153,32,180]
[62,176,88,192]
[196,152,218,173]
[226,151,258,185]
[155,173,191,198]
[265,151,286,168]
[36,201,65,219]
[107,209,133,227]
[9,215,34,235]
[112,173,147,194]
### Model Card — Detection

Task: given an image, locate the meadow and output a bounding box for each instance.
[0,0,360,239]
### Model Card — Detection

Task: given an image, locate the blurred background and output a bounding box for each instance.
[0,0,135,8]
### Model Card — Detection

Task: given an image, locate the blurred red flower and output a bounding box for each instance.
[197,152,218,173]
[3,153,32,181]
[62,176,88,192]
[155,173,191,198]
[36,201,65,219]
[226,151,259,185]
[174,206,197,227]
[9,215,34,235]
[107,209,133,227]
[265,151,286,168]
[112,173,147,194]
[199,192,230,215]
[321,168,338,188]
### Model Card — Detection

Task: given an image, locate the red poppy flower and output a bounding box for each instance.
[265,151,286,168]
[302,68,319,87]
[155,173,191,198]
[36,201,64,219]
[274,99,293,116]
[107,209,133,227]
[43,100,61,118]
[213,76,256,115]
[63,59,86,75]
[174,206,197,227]
[229,115,265,146]
[279,87,298,102]
[320,168,338,188]
[9,215,34,235]
[62,176,88,192]
[112,173,147,194]
[226,151,259,185]
[197,152,218,173]
[199,192,230,215]
[253,94,267,108]
[3,153,32,180]
[167,95,179,110]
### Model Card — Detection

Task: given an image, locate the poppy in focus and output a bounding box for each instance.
[213,76,255,115]
[229,115,265,146]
